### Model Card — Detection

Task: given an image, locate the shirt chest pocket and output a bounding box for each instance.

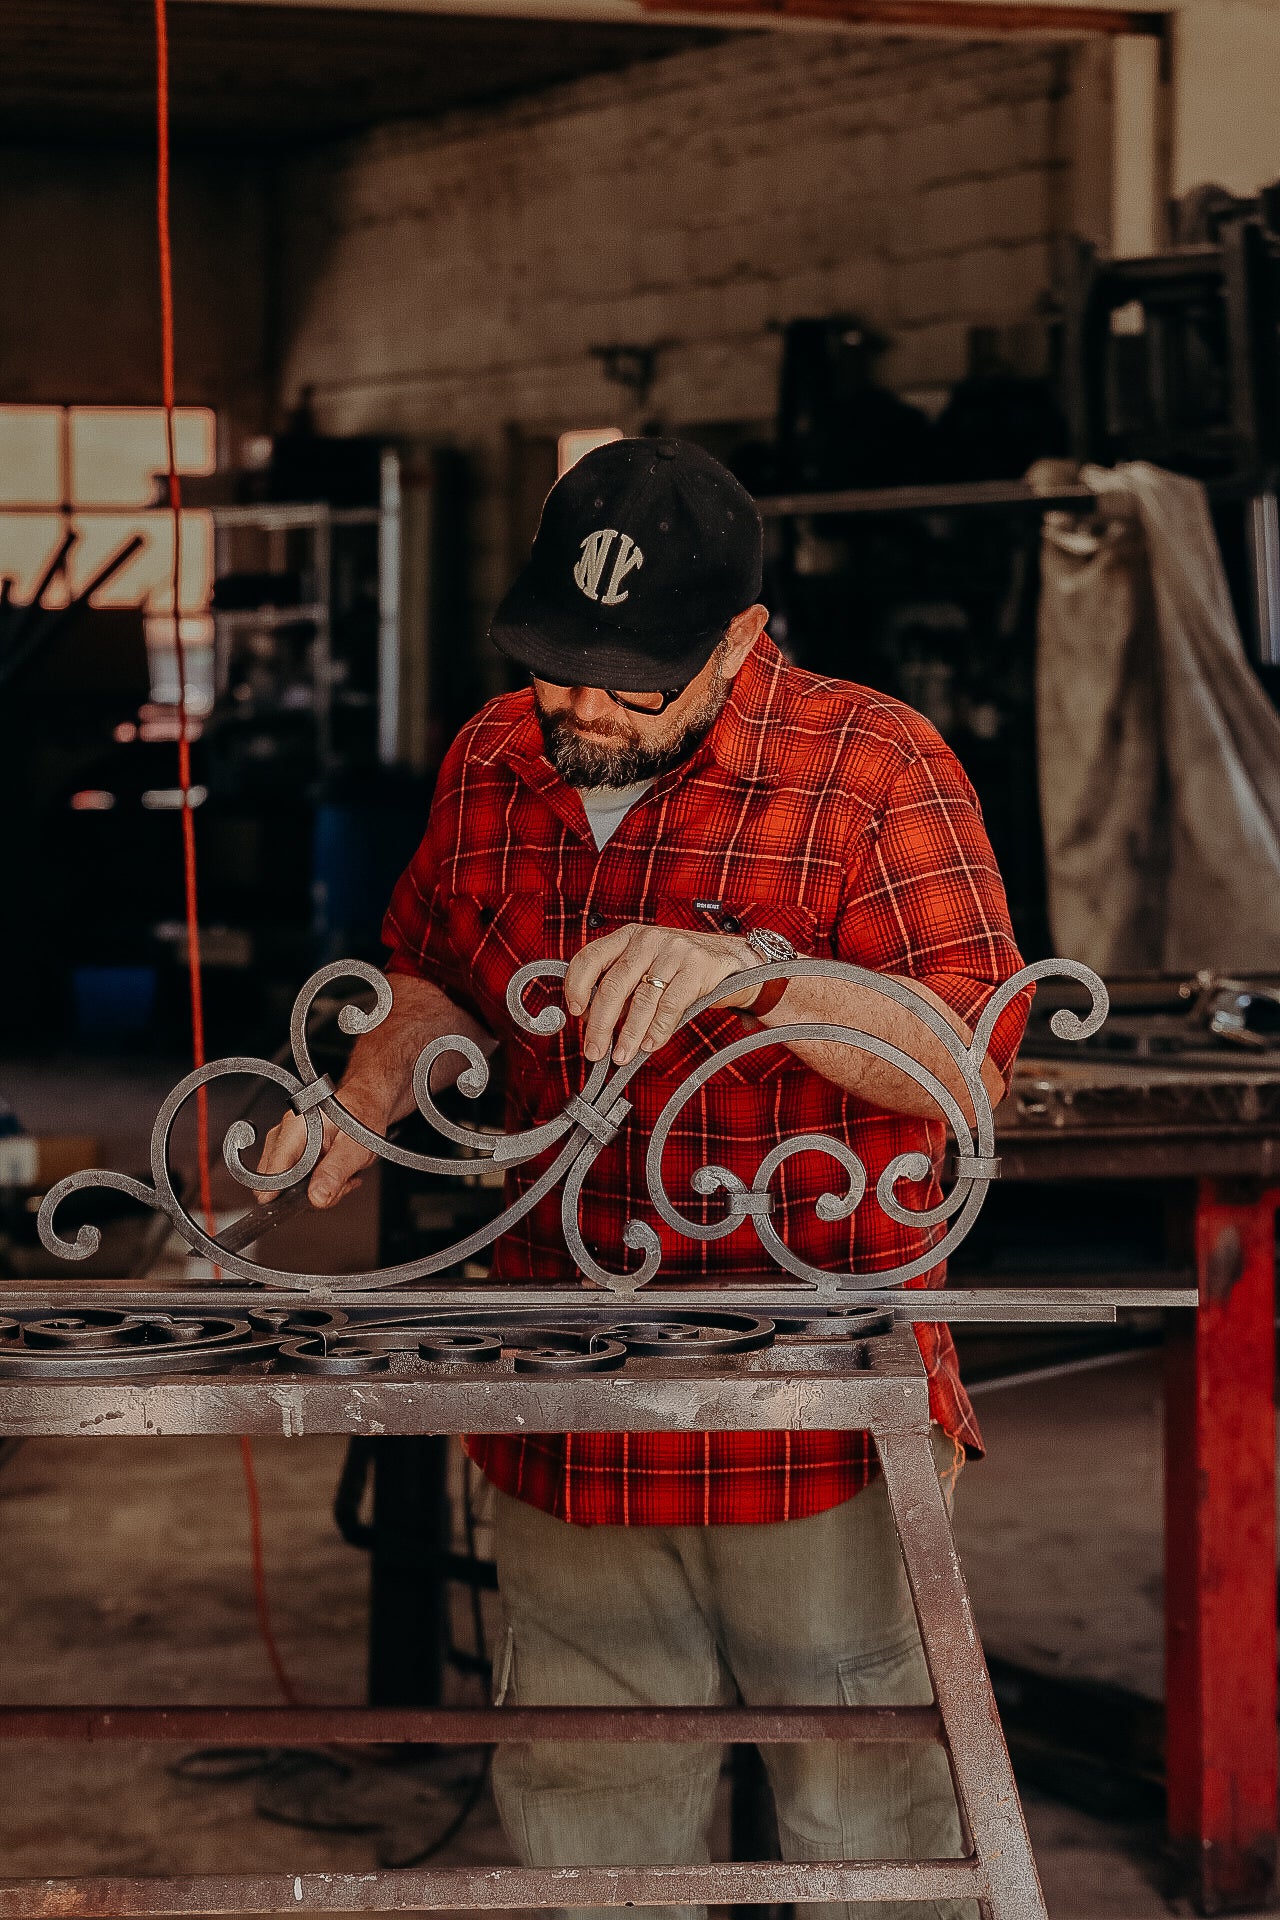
[643,894,821,1087]
[449,891,554,1039]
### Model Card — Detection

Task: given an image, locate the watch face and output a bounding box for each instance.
[750,928,796,964]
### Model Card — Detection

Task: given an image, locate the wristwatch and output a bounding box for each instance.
[741,926,797,1017]
[745,927,797,967]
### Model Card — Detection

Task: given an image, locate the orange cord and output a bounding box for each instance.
[238,1435,301,1703]
[155,0,298,1708]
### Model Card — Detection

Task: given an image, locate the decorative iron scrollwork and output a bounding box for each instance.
[0,1305,897,1382]
[38,955,1107,1301]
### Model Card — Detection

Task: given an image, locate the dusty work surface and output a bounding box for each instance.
[0,1357,1239,1920]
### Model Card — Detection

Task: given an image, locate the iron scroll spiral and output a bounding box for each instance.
[38,954,1107,1298]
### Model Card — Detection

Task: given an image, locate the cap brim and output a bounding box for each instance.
[489,570,724,693]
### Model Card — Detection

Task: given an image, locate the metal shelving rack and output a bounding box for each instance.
[209,451,402,771]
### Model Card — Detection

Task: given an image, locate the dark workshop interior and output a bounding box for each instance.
[2,1,1280,1917]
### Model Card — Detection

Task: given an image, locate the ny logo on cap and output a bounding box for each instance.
[574,529,645,606]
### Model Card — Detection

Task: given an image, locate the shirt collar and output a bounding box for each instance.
[493,636,787,804]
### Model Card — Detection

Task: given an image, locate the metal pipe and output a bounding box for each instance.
[755,481,1099,519]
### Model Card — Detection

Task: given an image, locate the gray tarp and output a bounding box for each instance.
[1035,460,1280,973]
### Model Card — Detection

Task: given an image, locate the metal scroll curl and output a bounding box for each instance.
[37,954,1106,1299]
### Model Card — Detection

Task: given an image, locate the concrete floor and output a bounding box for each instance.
[0,1053,1269,1917]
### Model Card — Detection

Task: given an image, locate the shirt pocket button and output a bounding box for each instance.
[721,913,743,934]
[586,911,606,931]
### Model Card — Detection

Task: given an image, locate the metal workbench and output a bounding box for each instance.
[0,954,1201,1918]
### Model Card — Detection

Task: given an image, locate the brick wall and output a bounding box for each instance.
[278,30,1085,652]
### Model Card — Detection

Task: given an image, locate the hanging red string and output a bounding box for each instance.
[153,0,211,1226]
[154,0,299,1709]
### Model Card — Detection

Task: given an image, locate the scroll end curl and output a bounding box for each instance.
[290,960,393,1081]
[37,1170,159,1264]
[507,959,570,1036]
[37,1209,100,1262]
[222,1113,322,1194]
[969,957,1109,1062]
[411,1038,494,1126]
[691,1164,745,1199]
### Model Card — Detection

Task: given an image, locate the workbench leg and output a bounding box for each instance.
[877,1428,1047,1920]
[1165,1180,1279,1913]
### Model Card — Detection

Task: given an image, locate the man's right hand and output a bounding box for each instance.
[255,1089,385,1209]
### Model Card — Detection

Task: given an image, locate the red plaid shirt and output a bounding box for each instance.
[383,637,1028,1525]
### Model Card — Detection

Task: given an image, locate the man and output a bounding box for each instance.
[259,438,1028,1920]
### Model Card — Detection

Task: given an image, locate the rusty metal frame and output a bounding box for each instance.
[0,1326,1047,1918]
[0,955,1197,1917]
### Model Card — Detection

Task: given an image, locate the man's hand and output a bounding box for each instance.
[564,924,759,1066]
[253,974,496,1210]
[255,1085,386,1209]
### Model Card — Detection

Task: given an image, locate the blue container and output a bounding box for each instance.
[72,966,158,1042]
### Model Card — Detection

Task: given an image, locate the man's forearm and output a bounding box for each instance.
[749,973,1006,1126]
[340,974,498,1129]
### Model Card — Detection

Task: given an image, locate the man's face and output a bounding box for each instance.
[533,639,734,790]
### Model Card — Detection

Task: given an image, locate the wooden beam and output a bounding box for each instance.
[637,0,1165,35]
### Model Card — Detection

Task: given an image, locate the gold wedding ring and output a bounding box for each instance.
[641,974,670,992]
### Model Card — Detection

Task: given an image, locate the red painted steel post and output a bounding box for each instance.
[1165,1179,1279,1913]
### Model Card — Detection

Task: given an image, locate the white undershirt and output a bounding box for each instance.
[577,779,656,850]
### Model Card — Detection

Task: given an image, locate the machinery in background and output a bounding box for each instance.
[724,193,1280,962]
[1060,190,1280,674]
[725,317,1070,959]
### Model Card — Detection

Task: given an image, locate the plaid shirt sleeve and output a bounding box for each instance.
[834,743,1031,1076]
[380,761,489,1030]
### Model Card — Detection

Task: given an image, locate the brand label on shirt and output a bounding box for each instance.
[693,897,722,913]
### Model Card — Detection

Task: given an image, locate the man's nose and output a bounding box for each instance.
[566,685,616,724]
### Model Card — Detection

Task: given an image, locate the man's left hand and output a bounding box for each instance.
[564,924,761,1065]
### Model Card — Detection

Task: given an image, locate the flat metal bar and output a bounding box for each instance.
[996,1134,1280,1182]
[0,1368,934,1440]
[216,1185,314,1254]
[1165,1181,1279,1912]
[0,1284,1199,1320]
[643,0,1166,30]
[754,481,1098,519]
[0,1704,942,1745]
[0,1860,983,1915]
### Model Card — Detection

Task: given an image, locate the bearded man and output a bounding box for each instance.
[258,437,1028,1920]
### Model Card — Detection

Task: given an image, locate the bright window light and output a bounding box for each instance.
[0,407,61,508]
[71,407,215,508]
[0,405,216,624]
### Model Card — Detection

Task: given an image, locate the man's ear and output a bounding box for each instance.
[723,604,770,676]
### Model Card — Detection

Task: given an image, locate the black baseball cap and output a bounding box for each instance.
[490,437,764,692]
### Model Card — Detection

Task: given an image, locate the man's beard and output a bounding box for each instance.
[535,648,731,790]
